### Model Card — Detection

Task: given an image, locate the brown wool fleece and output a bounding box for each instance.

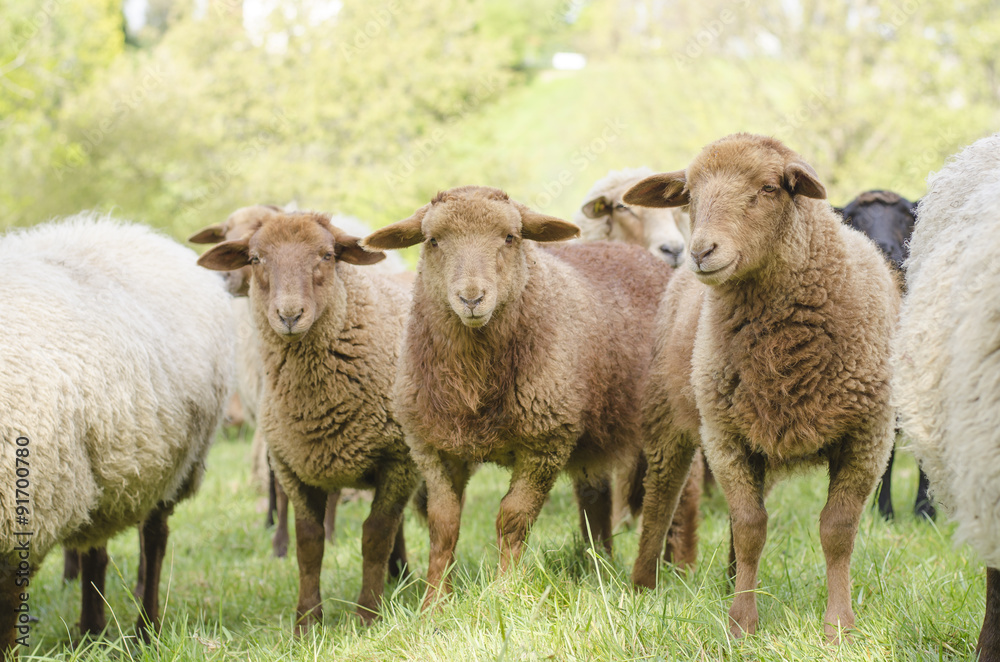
[362,186,672,608]
[626,134,898,642]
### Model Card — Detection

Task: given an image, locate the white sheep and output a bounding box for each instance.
[893,132,1000,661]
[0,214,233,655]
[573,167,689,267]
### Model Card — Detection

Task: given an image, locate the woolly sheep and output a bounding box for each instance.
[0,215,233,655]
[573,167,689,267]
[624,134,897,642]
[361,186,675,610]
[837,190,934,521]
[893,133,1000,661]
[197,210,417,631]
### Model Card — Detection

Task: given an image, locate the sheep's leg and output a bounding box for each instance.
[78,546,109,637]
[664,448,704,572]
[357,462,416,624]
[134,525,147,600]
[978,567,1000,662]
[324,489,341,543]
[135,507,171,643]
[286,481,326,636]
[496,452,565,573]
[820,440,881,644]
[704,436,766,639]
[875,446,895,520]
[62,549,80,582]
[266,465,277,528]
[415,445,472,610]
[388,520,408,579]
[272,477,290,558]
[574,472,613,555]
[632,433,697,589]
[914,466,935,520]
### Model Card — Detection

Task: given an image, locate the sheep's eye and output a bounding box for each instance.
[429,237,438,247]
[250,256,260,265]
[761,184,777,193]
[615,203,629,210]
[505,234,514,245]
[322,252,333,261]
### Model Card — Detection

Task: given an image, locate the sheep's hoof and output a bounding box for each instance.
[823,613,854,645]
[631,565,657,591]
[293,607,321,636]
[914,500,936,521]
[728,607,757,639]
[272,536,289,559]
[356,605,379,626]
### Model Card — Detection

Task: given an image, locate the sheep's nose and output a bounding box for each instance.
[691,244,716,267]
[278,309,303,330]
[459,293,484,309]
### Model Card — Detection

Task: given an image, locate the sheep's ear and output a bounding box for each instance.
[784,161,826,199]
[519,207,580,242]
[361,207,427,250]
[335,236,387,266]
[189,223,227,244]
[580,196,612,219]
[623,171,689,207]
[197,239,251,271]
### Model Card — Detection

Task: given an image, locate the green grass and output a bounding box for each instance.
[19,431,983,661]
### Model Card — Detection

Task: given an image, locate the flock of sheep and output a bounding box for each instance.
[0,131,997,659]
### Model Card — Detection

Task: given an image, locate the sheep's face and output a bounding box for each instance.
[579,191,688,267]
[839,191,916,269]
[362,186,580,329]
[189,205,282,296]
[623,134,826,286]
[196,212,385,341]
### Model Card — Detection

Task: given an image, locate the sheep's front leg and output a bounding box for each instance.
[703,433,766,638]
[78,546,109,637]
[632,432,698,589]
[820,436,885,643]
[388,519,408,579]
[496,452,564,573]
[357,461,417,624]
[573,471,613,555]
[136,506,173,642]
[324,489,341,542]
[282,474,328,637]
[411,442,472,610]
[664,448,704,572]
[272,477,290,558]
[978,567,1000,662]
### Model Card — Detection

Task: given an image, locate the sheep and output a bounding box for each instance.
[624,133,898,642]
[837,190,934,521]
[361,185,675,610]
[573,167,690,267]
[893,132,1000,661]
[190,207,409,558]
[196,210,417,631]
[0,214,233,656]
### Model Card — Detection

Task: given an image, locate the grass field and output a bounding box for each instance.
[19,430,983,661]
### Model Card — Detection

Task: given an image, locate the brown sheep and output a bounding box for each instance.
[190,205,341,559]
[361,186,675,609]
[625,134,897,642]
[196,211,418,631]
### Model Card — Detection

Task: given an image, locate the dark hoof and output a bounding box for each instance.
[914,500,936,521]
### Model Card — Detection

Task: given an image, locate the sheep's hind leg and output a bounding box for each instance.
[357,462,417,624]
[62,549,80,582]
[874,446,895,520]
[496,451,566,573]
[388,520,408,579]
[978,567,1000,662]
[573,471,613,555]
[632,433,697,589]
[324,489,341,542]
[78,546,109,637]
[272,477,291,558]
[820,439,882,644]
[664,447,704,572]
[415,446,472,611]
[136,506,173,643]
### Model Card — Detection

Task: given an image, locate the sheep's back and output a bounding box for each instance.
[0,215,234,558]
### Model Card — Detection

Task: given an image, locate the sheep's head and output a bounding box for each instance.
[362,186,579,329]
[189,205,282,295]
[838,190,916,269]
[578,170,689,267]
[197,212,385,341]
[624,133,826,286]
